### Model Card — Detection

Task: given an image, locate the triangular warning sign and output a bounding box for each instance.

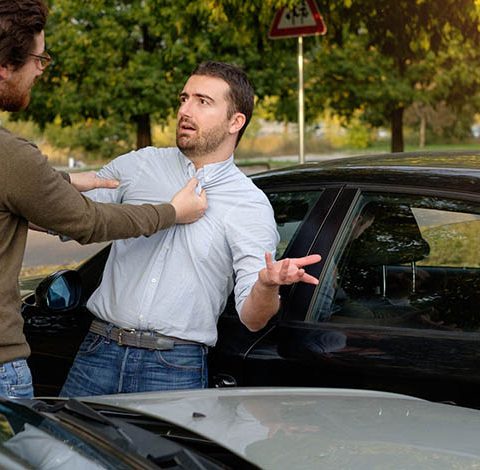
[269,0,327,39]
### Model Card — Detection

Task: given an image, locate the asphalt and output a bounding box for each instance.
[23,230,108,268]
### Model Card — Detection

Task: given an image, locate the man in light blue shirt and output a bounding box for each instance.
[61,61,321,396]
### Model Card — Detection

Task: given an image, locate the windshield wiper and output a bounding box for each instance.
[33,399,216,469]
[37,399,134,445]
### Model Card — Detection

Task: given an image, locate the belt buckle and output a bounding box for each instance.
[155,337,175,350]
[152,331,175,350]
[117,327,136,346]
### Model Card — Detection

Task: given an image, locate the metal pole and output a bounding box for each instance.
[298,35,305,164]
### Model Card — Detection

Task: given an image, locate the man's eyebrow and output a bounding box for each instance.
[179,91,214,102]
[194,93,214,102]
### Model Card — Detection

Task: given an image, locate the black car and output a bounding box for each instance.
[22,151,480,408]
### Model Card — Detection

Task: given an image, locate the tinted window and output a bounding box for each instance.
[218,190,322,319]
[311,194,480,331]
[267,191,322,259]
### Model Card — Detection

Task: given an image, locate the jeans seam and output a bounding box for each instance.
[118,347,129,393]
[201,346,207,388]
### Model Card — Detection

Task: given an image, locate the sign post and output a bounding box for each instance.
[298,36,304,164]
[269,0,326,164]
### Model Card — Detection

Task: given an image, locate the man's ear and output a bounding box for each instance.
[229,112,246,135]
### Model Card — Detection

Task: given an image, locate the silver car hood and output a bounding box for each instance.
[85,387,480,469]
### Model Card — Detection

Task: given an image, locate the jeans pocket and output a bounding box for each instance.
[77,332,106,356]
[155,345,205,371]
[8,382,34,399]
[2,360,33,399]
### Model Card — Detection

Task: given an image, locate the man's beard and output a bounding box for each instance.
[0,79,30,112]
[176,120,229,158]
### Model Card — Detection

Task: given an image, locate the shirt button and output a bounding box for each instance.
[151,278,157,283]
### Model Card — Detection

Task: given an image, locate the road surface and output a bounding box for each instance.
[23,230,108,268]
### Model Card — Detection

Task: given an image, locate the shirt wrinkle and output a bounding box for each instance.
[86,147,279,346]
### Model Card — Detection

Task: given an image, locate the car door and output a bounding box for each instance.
[270,188,480,408]
[210,185,339,387]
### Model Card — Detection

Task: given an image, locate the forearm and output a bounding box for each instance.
[11,155,176,243]
[240,275,281,332]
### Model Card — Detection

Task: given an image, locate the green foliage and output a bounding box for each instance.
[309,0,480,150]
[0,112,42,140]
[44,119,135,160]
[344,116,374,149]
[11,0,480,155]
[20,0,300,148]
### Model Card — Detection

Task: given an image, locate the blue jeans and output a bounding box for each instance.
[0,359,34,399]
[60,332,208,397]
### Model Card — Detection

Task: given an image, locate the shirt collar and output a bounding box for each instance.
[178,150,235,187]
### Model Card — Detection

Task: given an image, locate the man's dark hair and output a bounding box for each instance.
[0,0,48,70]
[191,61,254,146]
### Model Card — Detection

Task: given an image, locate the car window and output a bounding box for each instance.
[267,191,322,259]
[311,194,480,332]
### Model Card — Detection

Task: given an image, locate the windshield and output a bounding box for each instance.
[0,398,257,470]
[0,400,112,469]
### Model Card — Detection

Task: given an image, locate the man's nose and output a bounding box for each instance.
[178,100,192,117]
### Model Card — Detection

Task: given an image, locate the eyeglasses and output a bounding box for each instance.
[28,51,52,70]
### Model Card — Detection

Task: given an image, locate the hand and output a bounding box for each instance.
[171,178,208,224]
[69,171,119,192]
[259,252,321,287]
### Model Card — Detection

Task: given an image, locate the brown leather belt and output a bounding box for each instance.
[90,319,200,351]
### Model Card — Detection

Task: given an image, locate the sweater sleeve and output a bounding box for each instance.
[2,136,176,244]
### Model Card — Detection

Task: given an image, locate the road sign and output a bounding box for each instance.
[268,1,327,164]
[269,0,327,39]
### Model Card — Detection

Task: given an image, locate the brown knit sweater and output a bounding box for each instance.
[0,127,176,363]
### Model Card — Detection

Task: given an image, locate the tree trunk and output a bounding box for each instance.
[390,107,404,152]
[419,115,426,148]
[135,113,152,149]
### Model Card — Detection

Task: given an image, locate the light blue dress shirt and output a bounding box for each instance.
[85,147,279,346]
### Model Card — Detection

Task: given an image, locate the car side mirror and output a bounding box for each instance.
[34,270,82,313]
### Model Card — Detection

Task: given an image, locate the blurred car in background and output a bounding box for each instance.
[22,151,480,408]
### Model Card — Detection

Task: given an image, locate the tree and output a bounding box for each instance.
[21,0,299,152]
[309,0,480,151]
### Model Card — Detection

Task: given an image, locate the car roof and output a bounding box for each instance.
[86,387,480,469]
[252,151,480,195]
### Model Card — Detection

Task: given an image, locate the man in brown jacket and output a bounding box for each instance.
[0,0,207,398]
